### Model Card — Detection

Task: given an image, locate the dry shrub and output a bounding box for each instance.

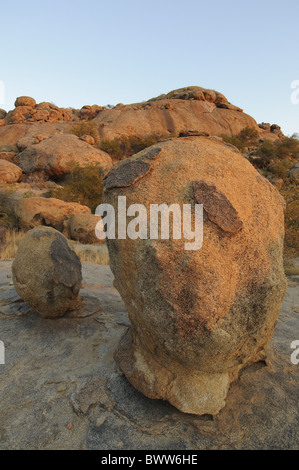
[70,121,100,146]
[222,127,259,153]
[50,163,103,212]
[0,230,26,260]
[71,243,109,265]
[99,135,164,161]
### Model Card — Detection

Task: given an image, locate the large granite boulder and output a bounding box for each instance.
[12,226,82,318]
[0,159,22,183]
[94,86,260,141]
[103,136,287,416]
[14,197,90,231]
[18,134,112,178]
[0,108,7,119]
[15,96,36,108]
[63,213,102,244]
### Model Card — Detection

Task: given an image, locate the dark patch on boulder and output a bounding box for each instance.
[179,130,210,137]
[50,232,82,289]
[103,160,151,190]
[32,229,53,239]
[137,147,162,162]
[193,181,243,233]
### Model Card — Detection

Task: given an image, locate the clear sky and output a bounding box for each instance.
[1,0,299,135]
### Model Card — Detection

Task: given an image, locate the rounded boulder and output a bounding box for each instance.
[12,226,82,318]
[14,96,36,108]
[103,136,287,416]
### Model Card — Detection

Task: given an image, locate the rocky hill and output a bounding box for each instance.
[0,87,299,450]
[0,86,297,257]
[0,86,282,152]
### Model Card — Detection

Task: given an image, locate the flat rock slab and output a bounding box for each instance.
[0,260,299,450]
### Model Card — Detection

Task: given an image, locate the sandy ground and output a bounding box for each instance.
[0,260,298,450]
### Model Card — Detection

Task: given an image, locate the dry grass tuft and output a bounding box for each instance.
[0,230,26,259]
[0,229,110,265]
[71,242,109,265]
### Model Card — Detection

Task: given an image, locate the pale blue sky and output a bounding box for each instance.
[1,0,299,135]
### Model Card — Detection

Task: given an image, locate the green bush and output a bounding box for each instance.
[253,134,299,169]
[268,159,294,178]
[275,134,299,160]
[50,164,103,212]
[70,121,100,146]
[222,127,259,152]
[254,140,276,166]
[100,135,162,160]
[238,127,259,146]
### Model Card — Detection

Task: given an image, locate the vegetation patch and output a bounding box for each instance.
[50,163,103,212]
[222,127,259,152]
[70,121,100,146]
[99,135,165,161]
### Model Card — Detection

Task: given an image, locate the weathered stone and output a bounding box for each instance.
[193,181,243,233]
[103,160,151,190]
[28,108,50,122]
[14,197,90,231]
[18,134,112,178]
[79,135,95,145]
[104,136,287,416]
[270,124,283,137]
[12,226,82,318]
[217,102,243,111]
[137,147,162,161]
[5,106,34,124]
[95,86,260,141]
[179,129,210,137]
[63,213,102,244]
[79,105,104,120]
[288,162,299,180]
[259,122,271,131]
[0,159,22,183]
[0,109,7,119]
[16,136,37,151]
[14,96,36,108]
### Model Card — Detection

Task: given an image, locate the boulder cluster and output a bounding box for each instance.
[0,96,105,127]
[1,88,288,417]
